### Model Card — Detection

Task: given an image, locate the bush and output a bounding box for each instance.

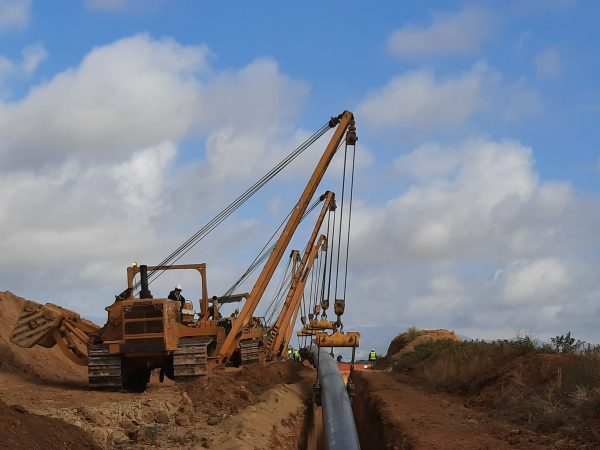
[550,332,586,353]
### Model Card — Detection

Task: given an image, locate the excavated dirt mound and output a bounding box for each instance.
[13,360,314,448]
[379,328,461,367]
[186,360,309,423]
[0,291,87,384]
[0,398,98,449]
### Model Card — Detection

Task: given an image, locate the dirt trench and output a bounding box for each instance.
[353,372,411,450]
[352,370,550,450]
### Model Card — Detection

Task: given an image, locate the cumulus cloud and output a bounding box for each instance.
[387,8,493,59]
[0,0,29,31]
[534,48,562,78]
[0,34,208,169]
[357,63,541,137]
[0,34,325,314]
[352,138,584,264]
[503,258,570,304]
[341,137,600,342]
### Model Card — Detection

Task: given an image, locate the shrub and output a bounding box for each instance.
[550,332,586,353]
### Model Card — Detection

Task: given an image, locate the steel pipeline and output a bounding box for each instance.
[310,347,360,450]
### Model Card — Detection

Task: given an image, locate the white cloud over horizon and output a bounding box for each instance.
[387,8,494,59]
[342,137,600,343]
[356,63,542,138]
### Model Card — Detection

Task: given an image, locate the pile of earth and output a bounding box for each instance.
[0,398,98,449]
[378,328,461,368]
[0,291,87,384]
[186,359,310,424]
[44,360,312,448]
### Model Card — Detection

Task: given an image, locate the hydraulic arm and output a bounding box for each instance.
[267,189,336,356]
[219,111,356,358]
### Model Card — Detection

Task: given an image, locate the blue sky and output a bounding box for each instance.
[1,0,600,355]
[1,1,596,187]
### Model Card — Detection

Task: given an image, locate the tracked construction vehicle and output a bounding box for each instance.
[11,110,358,390]
[11,263,264,390]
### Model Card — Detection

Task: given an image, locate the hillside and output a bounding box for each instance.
[370,327,600,449]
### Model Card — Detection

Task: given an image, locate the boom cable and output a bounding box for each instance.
[133,121,332,291]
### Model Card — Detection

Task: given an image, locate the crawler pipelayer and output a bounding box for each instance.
[11,111,359,390]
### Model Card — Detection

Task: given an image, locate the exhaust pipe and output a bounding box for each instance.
[139,265,153,299]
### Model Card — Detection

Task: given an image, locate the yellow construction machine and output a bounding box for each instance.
[11,110,358,390]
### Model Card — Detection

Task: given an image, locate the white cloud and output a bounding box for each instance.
[21,43,48,74]
[0,0,30,31]
[534,48,562,78]
[340,136,600,344]
[0,34,208,168]
[357,63,541,137]
[0,34,322,316]
[503,258,570,304]
[387,9,493,59]
[351,138,584,265]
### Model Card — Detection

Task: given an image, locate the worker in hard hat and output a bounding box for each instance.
[293,349,300,361]
[287,347,293,359]
[368,349,377,369]
[168,284,186,313]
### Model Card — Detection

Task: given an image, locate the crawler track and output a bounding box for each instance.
[88,343,122,389]
[240,339,261,364]
[173,336,211,381]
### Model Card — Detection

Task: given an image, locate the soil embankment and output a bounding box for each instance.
[353,370,548,450]
[0,398,99,449]
[0,292,316,449]
[360,328,600,449]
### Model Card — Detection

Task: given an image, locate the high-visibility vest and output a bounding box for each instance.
[294,350,300,358]
[287,348,292,357]
[369,351,376,360]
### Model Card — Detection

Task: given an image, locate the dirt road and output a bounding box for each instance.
[354,370,551,450]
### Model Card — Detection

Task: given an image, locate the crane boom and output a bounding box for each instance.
[267,191,335,355]
[219,110,356,358]
[271,234,328,355]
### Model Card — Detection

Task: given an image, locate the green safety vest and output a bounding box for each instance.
[287,349,292,356]
[294,350,300,358]
[369,351,376,360]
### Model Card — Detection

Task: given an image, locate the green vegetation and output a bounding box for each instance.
[405,325,419,340]
[392,332,600,436]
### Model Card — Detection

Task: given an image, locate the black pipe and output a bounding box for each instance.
[310,347,360,450]
[139,265,153,299]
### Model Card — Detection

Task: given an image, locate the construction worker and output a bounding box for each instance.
[287,347,293,359]
[294,349,300,361]
[368,349,377,369]
[168,284,186,313]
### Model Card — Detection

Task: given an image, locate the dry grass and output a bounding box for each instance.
[393,336,600,437]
